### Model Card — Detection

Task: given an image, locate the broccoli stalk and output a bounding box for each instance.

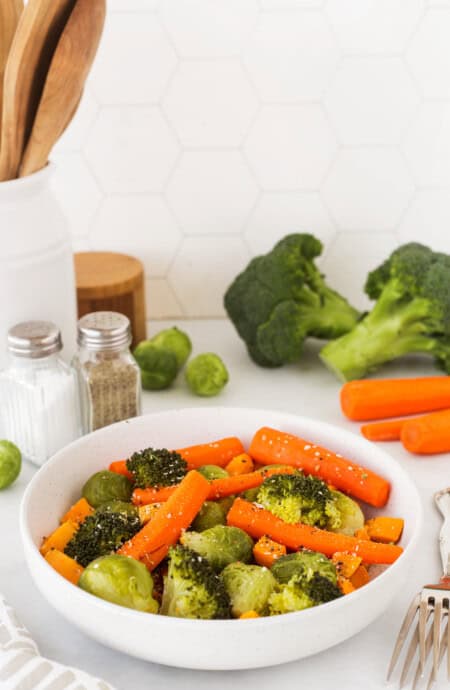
[320,243,450,381]
[224,234,360,367]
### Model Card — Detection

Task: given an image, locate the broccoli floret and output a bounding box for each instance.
[268,554,341,616]
[180,525,253,571]
[320,243,450,380]
[224,234,360,367]
[256,474,341,528]
[126,448,187,489]
[65,505,141,567]
[271,550,338,585]
[160,545,231,619]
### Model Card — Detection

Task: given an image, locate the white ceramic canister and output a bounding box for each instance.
[0,164,77,369]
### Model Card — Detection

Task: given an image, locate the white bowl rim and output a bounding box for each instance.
[20,406,424,628]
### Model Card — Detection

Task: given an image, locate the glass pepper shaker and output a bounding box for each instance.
[0,321,80,466]
[73,312,141,433]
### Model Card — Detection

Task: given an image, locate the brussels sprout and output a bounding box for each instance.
[197,465,229,481]
[82,470,132,508]
[271,551,337,585]
[192,501,226,532]
[330,490,364,536]
[216,495,235,515]
[221,563,276,617]
[79,554,159,613]
[99,500,139,519]
[150,327,192,369]
[134,342,178,390]
[0,440,21,490]
[242,487,260,502]
[180,525,253,572]
[185,353,229,397]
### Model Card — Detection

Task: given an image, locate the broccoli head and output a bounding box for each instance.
[126,447,187,489]
[256,473,341,528]
[224,233,360,367]
[268,551,341,615]
[64,504,141,567]
[320,242,450,380]
[160,545,231,619]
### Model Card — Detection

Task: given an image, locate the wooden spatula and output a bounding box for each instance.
[19,0,106,178]
[0,0,77,181]
[0,0,23,137]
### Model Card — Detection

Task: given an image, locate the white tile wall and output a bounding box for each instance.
[51,0,450,319]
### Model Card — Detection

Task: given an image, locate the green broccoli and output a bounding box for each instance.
[271,551,338,585]
[256,473,341,528]
[65,504,141,567]
[160,545,231,619]
[320,243,450,381]
[221,563,277,617]
[224,233,360,367]
[126,448,187,489]
[180,525,253,571]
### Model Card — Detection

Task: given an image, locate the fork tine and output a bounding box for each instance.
[432,599,443,679]
[419,598,430,673]
[412,623,434,690]
[399,623,420,688]
[426,620,449,690]
[387,593,421,680]
[447,607,450,680]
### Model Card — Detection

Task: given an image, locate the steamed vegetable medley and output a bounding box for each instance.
[40,427,405,619]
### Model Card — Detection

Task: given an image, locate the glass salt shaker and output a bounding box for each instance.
[73,312,141,433]
[0,321,80,466]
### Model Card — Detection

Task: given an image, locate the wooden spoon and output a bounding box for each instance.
[19,0,106,178]
[0,0,23,137]
[0,0,77,181]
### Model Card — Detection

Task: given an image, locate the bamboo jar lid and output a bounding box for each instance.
[74,252,146,347]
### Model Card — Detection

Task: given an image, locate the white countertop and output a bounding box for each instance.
[1,319,448,690]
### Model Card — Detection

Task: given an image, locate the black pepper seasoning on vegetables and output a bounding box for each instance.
[73,312,142,432]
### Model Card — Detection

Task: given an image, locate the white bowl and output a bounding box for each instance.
[20,407,422,670]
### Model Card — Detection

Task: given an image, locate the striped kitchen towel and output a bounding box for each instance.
[0,595,116,690]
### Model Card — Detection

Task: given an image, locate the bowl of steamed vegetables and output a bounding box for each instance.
[20,407,421,670]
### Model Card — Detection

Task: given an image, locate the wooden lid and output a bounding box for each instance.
[74,252,144,299]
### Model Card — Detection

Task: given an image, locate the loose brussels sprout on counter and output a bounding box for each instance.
[160,545,231,619]
[222,563,277,617]
[82,470,132,508]
[197,464,229,481]
[185,353,229,397]
[0,440,21,490]
[150,327,192,369]
[79,554,159,613]
[180,525,253,572]
[192,501,226,532]
[133,342,178,390]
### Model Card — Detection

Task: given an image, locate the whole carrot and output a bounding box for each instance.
[401,408,450,454]
[361,418,411,442]
[118,470,210,570]
[341,377,450,422]
[227,499,402,565]
[249,426,390,508]
[177,437,245,469]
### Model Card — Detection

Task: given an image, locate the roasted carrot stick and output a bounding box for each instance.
[365,517,404,543]
[249,426,390,508]
[61,497,94,525]
[401,408,450,454]
[44,549,84,585]
[109,460,134,481]
[227,499,403,564]
[132,466,295,506]
[360,418,409,442]
[40,521,78,556]
[118,470,210,570]
[341,377,450,422]
[253,535,287,568]
[176,437,245,469]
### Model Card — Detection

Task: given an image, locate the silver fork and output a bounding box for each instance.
[387,488,450,688]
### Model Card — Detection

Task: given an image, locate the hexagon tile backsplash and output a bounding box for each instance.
[51,0,450,319]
